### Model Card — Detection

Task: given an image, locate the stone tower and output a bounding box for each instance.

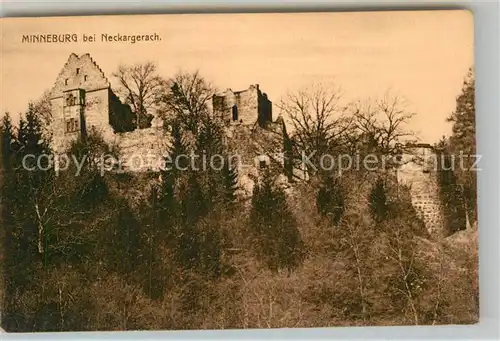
[397,143,445,237]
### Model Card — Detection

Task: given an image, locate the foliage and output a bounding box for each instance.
[369,177,388,224]
[435,138,467,235]
[278,82,352,175]
[113,62,164,129]
[447,68,476,223]
[316,175,345,225]
[1,113,15,171]
[0,71,478,331]
[248,171,306,273]
[158,70,215,136]
[350,93,416,158]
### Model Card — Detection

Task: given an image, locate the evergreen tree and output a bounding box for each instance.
[2,105,55,331]
[165,121,188,177]
[317,175,345,225]
[369,177,388,224]
[219,157,239,205]
[436,139,467,235]
[201,155,240,209]
[180,172,207,228]
[447,68,476,223]
[138,186,167,299]
[17,104,50,159]
[13,105,53,261]
[194,108,228,209]
[1,113,15,172]
[196,114,224,157]
[249,171,305,273]
[157,127,182,240]
[66,133,110,209]
[159,117,224,278]
[172,172,221,275]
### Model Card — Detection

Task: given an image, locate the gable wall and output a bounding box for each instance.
[50,53,110,100]
[49,54,117,151]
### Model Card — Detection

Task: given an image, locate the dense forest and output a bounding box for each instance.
[0,68,478,331]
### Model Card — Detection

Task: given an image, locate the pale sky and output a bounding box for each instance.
[1,10,473,143]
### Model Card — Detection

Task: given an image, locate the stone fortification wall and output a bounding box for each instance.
[397,146,445,237]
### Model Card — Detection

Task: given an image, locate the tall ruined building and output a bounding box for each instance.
[212,84,272,127]
[49,53,135,152]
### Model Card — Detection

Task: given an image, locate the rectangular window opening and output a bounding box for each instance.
[65,118,79,133]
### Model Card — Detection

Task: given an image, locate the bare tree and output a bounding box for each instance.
[337,212,374,321]
[33,90,52,126]
[157,70,215,135]
[28,90,54,143]
[277,82,353,176]
[113,62,165,129]
[350,93,416,158]
[384,222,422,325]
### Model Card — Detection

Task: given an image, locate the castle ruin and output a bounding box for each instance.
[48,53,291,196]
[47,53,445,235]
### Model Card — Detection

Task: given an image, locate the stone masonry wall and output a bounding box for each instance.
[50,53,115,153]
[235,85,259,125]
[50,53,111,152]
[258,92,272,126]
[84,89,114,136]
[213,84,272,127]
[111,127,169,172]
[397,146,445,237]
[50,53,110,96]
[49,96,67,152]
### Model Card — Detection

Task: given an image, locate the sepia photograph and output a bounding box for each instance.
[0,10,478,332]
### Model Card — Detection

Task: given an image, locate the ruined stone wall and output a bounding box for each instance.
[235,85,259,125]
[213,84,272,127]
[50,88,113,153]
[50,96,67,152]
[112,127,169,172]
[84,89,113,135]
[107,122,289,197]
[225,121,290,197]
[258,92,272,126]
[397,146,445,237]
